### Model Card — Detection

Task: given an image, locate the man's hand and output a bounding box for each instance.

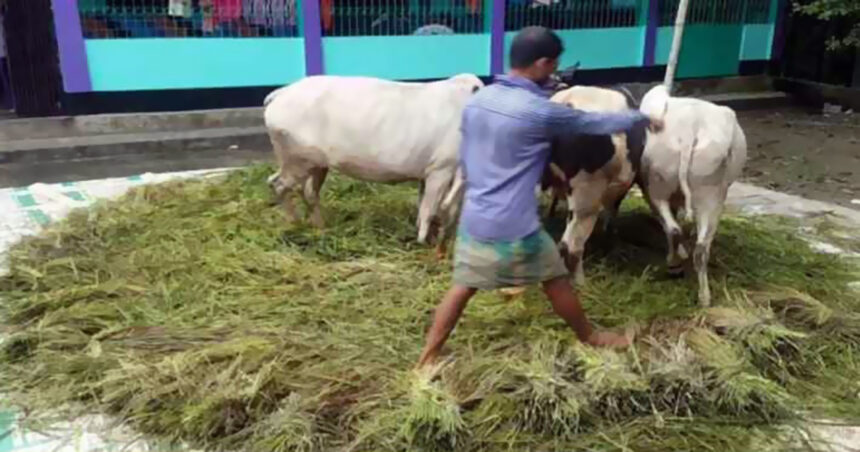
[648,116,664,133]
[586,330,631,348]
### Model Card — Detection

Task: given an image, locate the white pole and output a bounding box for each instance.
[664,0,691,91]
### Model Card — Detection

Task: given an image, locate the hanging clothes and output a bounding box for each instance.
[243,0,297,29]
[168,0,192,17]
[242,0,266,27]
[321,0,333,31]
[466,0,479,14]
[268,0,286,28]
[200,0,215,32]
[214,0,242,23]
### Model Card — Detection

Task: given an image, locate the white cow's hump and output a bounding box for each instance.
[551,85,629,112]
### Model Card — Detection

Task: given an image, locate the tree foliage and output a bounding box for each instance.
[794,0,860,48]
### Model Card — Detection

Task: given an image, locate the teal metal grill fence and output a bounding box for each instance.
[659,0,770,25]
[55,0,782,93]
[78,0,300,38]
[77,0,773,38]
[505,0,644,31]
[324,0,485,36]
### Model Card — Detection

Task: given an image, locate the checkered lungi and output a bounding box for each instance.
[452,227,568,290]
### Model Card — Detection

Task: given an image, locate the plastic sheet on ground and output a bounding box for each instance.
[0,169,229,452]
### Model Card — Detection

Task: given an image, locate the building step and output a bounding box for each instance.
[699,91,793,111]
[0,126,269,165]
[0,126,271,187]
[0,107,264,141]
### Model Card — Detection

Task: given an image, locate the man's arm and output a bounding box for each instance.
[542,101,650,137]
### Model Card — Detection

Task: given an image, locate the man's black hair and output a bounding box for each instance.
[509,26,563,69]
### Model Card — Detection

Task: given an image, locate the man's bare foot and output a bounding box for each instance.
[416,348,437,369]
[586,330,631,348]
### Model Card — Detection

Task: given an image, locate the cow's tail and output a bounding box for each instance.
[722,108,744,193]
[679,137,695,222]
[440,166,464,215]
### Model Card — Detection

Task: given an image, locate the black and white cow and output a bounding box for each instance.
[542,85,647,284]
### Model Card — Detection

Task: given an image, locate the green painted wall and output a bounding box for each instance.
[740,23,774,60]
[504,27,645,70]
[322,34,491,79]
[655,24,743,78]
[85,38,306,91]
[78,0,107,9]
[655,27,674,65]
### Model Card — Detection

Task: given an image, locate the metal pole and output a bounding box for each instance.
[663,0,690,91]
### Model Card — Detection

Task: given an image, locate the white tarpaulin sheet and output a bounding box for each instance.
[0,169,229,452]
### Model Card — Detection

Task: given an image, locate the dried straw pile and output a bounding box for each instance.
[1,166,859,451]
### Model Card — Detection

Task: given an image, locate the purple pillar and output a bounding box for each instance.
[50,0,92,93]
[770,0,787,62]
[642,0,659,66]
[490,0,506,74]
[302,0,324,75]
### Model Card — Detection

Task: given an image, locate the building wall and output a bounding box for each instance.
[54,0,782,94]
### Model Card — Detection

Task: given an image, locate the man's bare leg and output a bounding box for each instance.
[542,276,629,347]
[417,285,477,368]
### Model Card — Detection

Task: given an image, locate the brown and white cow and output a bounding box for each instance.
[543,85,647,284]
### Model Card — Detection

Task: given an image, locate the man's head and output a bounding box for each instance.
[509,26,563,84]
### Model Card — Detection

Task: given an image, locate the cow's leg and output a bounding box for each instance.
[267,132,285,198]
[559,175,606,285]
[670,193,689,260]
[561,210,600,285]
[644,165,687,275]
[268,130,310,224]
[267,172,282,194]
[417,169,454,245]
[416,181,426,229]
[653,198,686,276]
[267,136,286,206]
[547,194,560,219]
[692,187,725,307]
[545,162,567,219]
[434,169,466,260]
[602,198,621,234]
[303,167,328,228]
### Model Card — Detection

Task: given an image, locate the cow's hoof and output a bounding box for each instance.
[434,243,448,260]
[667,265,684,278]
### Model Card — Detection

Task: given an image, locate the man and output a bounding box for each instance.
[417,26,659,367]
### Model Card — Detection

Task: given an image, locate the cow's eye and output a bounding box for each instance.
[471,86,480,94]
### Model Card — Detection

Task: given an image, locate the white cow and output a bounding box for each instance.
[639,85,747,306]
[263,74,483,247]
